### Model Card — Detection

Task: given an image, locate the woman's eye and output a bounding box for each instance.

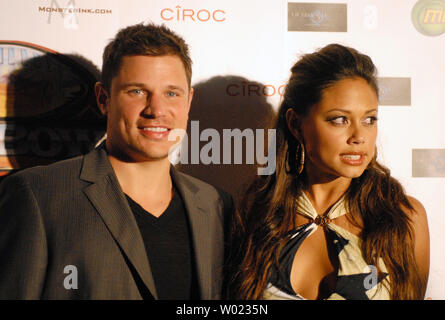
[329,116,348,125]
[363,116,378,125]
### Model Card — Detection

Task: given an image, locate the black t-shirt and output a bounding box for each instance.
[125,187,200,300]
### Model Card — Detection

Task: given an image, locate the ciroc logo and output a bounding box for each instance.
[411,0,445,36]
[161,5,226,22]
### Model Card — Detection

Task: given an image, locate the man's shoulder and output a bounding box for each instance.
[1,154,85,187]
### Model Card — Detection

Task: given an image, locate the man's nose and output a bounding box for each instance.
[142,93,166,118]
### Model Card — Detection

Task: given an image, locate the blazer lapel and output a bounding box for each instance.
[80,147,158,299]
[171,168,219,300]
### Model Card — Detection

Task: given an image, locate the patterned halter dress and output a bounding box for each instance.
[263,192,390,300]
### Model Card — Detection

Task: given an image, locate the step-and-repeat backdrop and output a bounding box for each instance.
[0,0,444,299]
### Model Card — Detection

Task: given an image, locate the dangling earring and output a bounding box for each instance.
[285,140,305,175]
[285,146,292,174]
[297,142,305,175]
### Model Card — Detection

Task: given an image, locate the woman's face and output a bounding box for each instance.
[287,77,378,182]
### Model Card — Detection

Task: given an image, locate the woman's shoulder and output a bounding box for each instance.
[400,195,428,236]
[403,195,427,223]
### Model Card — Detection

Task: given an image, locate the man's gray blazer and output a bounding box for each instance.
[0,146,232,299]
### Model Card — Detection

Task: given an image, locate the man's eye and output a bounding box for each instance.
[167,91,177,97]
[129,89,144,95]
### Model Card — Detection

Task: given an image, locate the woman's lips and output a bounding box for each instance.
[339,153,366,166]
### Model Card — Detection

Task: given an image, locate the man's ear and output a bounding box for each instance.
[186,87,194,112]
[285,108,303,142]
[95,82,109,116]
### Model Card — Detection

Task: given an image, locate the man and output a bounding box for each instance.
[0,23,232,299]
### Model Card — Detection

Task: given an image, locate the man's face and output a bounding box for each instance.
[97,55,193,162]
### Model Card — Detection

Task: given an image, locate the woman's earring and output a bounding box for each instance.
[286,140,305,175]
[297,142,305,175]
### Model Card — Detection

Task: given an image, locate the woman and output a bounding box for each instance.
[226,44,430,300]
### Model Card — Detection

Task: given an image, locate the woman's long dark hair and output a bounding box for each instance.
[225,44,425,300]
